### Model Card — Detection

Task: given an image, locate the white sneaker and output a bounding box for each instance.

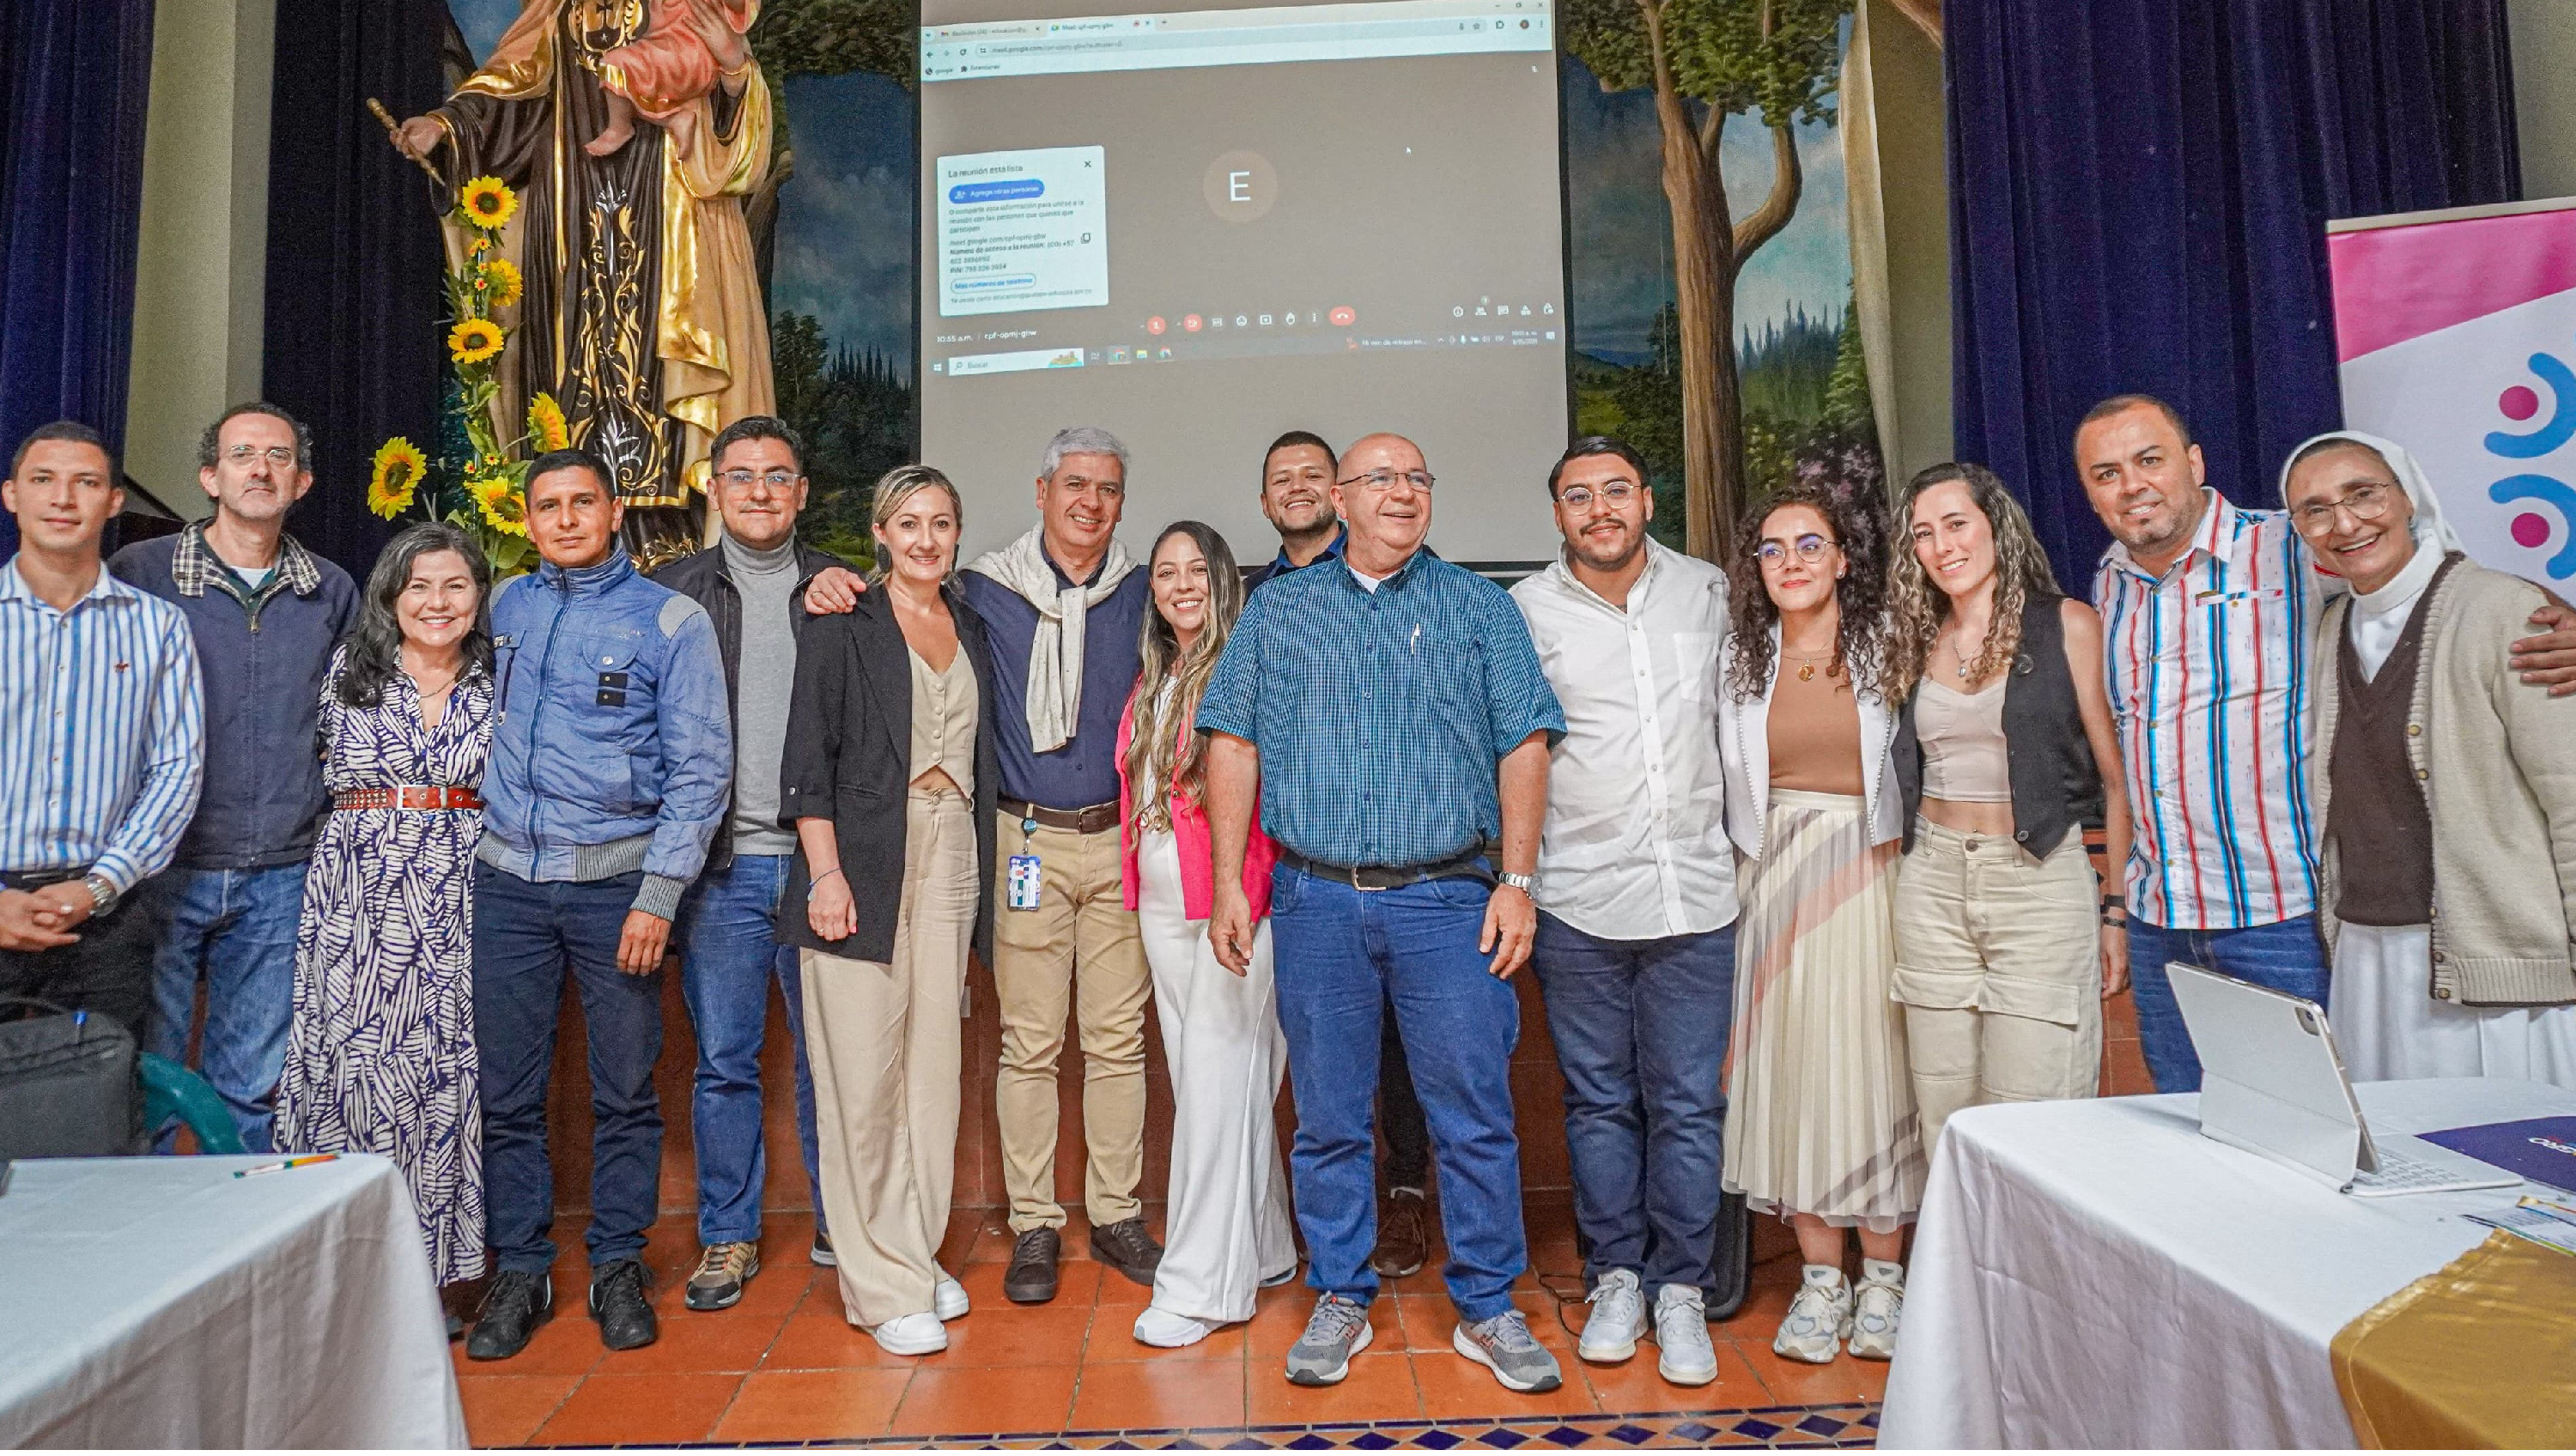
[1846,1259,1903,1360]
[1652,1284,1717,1386]
[872,1310,948,1356]
[1577,1268,1646,1364]
[1133,1305,1213,1348]
[934,1268,969,1321]
[1773,1264,1851,1364]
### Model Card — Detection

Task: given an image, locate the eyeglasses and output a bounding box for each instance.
[1338,469,1435,494]
[226,445,297,468]
[1556,481,1640,510]
[2291,481,2398,537]
[1756,534,1838,567]
[716,469,801,492]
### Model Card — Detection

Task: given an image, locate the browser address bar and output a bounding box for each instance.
[920,0,1552,82]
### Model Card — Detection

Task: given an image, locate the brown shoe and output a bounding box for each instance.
[1371,1187,1428,1277]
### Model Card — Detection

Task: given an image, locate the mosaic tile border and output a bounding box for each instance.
[545,1401,1880,1450]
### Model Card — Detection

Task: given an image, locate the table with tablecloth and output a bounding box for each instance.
[1877,1077,2576,1449]
[0,1153,465,1449]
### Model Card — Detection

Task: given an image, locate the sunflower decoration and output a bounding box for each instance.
[367,437,427,520]
[471,472,529,537]
[480,257,524,310]
[526,392,571,451]
[457,175,518,232]
[447,317,506,366]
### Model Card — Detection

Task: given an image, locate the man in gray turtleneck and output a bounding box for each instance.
[653,416,851,1311]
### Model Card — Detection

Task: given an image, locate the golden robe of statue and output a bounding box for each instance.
[396,0,775,565]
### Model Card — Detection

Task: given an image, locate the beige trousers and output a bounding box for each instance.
[992,810,1151,1233]
[803,786,978,1328]
[1891,819,2103,1151]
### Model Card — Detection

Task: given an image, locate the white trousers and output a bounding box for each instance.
[2332,921,2576,1089]
[1136,828,1297,1323]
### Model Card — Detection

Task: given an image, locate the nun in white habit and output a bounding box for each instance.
[2282,429,2576,1088]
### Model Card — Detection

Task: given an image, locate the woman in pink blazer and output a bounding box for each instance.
[1116,521,1295,1349]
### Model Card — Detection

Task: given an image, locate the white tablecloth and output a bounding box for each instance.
[0,1154,466,1449]
[1878,1077,2576,1449]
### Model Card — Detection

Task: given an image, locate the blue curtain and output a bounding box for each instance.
[264,0,453,580]
[0,0,157,558]
[1947,0,2521,591]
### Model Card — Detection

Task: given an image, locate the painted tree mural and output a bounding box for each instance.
[1563,0,1848,561]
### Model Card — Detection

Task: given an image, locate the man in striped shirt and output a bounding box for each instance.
[2078,395,2576,1092]
[0,422,204,1040]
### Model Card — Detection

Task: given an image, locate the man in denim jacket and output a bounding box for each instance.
[465,449,732,1362]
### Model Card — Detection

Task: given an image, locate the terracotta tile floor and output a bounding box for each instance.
[454,1195,1891,1448]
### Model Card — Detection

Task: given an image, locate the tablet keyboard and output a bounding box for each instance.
[2348,1147,2517,1197]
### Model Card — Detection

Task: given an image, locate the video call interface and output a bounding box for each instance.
[917,0,1571,561]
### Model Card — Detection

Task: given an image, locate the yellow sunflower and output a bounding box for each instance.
[480,257,524,310]
[367,437,426,520]
[526,392,571,451]
[447,317,505,366]
[471,475,528,537]
[457,175,518,231]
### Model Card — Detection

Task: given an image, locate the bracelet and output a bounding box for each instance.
[812,867,845,889]
[2099,904,2128,927]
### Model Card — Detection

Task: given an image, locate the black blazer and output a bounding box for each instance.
[774,583,1000,965]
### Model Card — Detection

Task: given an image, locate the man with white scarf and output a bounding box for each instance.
[2285,430,2576,1087]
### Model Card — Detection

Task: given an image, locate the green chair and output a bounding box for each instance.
[138,1052,244,1155]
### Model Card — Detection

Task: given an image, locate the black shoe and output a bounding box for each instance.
[1090,1216,1165,1288]
[465,1271,555,1361]
[589,1258,659,1350]
[811,1228,837,1267]
[1003,1227,1061,1303]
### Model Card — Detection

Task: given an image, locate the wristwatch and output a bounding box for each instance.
[80,872,119,918]
[1497,871,1535,894]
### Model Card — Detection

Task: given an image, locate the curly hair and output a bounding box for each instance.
[1884,463,2065,702]
[1726,479,1895,702]
[338,521,493,708]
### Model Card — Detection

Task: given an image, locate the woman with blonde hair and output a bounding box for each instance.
[1118,520,1297,1348]
[1883,462,2131,1151]
[775,464,999,1356]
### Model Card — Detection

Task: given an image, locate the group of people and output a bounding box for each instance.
[3,391,2573,1394]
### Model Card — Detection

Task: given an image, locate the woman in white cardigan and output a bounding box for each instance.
[1716,481,1925,1367]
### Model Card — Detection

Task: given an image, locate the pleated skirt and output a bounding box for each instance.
[1720,789,1927,1232]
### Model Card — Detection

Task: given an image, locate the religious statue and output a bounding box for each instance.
[392,0,776,567]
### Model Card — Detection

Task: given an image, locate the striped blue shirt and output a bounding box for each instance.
[2093,490,2342,931]
[1199,550,1565,867]
[0,557,205,894]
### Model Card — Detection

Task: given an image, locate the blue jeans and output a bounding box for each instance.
[1532,913,1736,1294]
[2127,914,2330,1093]
[473,864,665,1273]
[673,852,822,1246]
[1269,864,1526,1320]
[143,863,308,1154]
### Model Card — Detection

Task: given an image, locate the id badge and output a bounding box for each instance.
[1007,854,1042,910]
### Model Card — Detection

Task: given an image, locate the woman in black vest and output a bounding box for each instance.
[1885,463,2132,1148]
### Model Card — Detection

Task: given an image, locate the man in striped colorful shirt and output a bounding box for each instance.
[0,422,204,1040]
[2078,395,2576,1092]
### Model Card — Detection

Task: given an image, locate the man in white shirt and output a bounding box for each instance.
[1510,437,1736,1389]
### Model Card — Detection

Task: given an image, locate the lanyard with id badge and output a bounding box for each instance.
[1008,816,1043,911]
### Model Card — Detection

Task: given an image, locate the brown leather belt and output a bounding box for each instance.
[337,786,483,812]
[1276,844,1494,892]
[999,796,1120,835]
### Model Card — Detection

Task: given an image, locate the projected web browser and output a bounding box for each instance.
[919,0,1569,562]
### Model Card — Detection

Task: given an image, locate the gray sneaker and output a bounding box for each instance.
[1285,1293,1374,1386]
[1577,1268,1645,1363]
[1453,1309,1564,1392]
[1652,1283,1718,1386]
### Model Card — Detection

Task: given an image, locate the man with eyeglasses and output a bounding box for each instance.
[2076,394,2576,1094]
[1507,436,1736,1387]
[652,416,850,1309]
[111,402,356,1154]
[1201,432,1570,1395]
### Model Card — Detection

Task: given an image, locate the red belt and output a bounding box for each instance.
[337,786,483,811]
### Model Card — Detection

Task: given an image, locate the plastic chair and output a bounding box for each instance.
[137,1052,245,1155]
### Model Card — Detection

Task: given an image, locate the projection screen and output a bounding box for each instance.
[916,0,1571,564]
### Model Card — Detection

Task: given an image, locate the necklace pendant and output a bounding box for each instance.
[1799,662,1816,682]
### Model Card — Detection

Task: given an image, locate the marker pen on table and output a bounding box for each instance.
[234,1154,341,1179]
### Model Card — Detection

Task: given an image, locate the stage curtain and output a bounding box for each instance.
[0,0,157,559]
[263,0,453,580]
[1947,0,2519,590]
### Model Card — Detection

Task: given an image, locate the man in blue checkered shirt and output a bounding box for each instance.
[1199,432,1568,1396]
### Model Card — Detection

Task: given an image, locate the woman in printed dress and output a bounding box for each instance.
[276,522,496,1300]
